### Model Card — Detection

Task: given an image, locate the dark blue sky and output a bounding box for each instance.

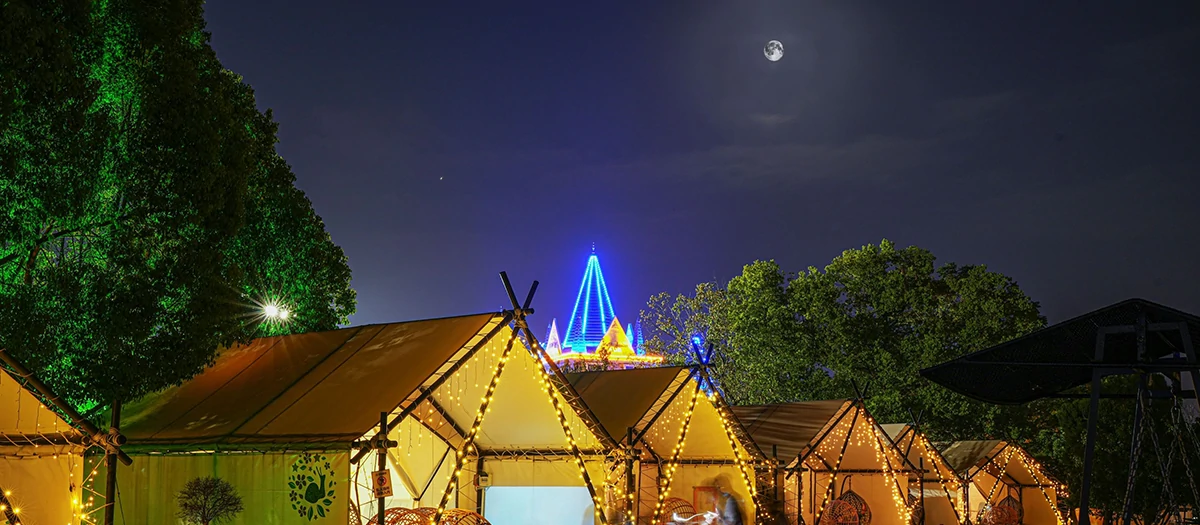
[203,2,1200,328]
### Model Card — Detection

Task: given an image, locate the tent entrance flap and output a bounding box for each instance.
[484,486,596,525]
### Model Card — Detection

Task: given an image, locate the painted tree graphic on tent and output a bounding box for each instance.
[289,453,338,520]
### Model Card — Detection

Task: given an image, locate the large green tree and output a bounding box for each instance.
[0,0,354,412]
[643,240,1200,521]
[641,240,1046,439]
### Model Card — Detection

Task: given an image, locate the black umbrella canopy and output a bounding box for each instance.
[920,298,1200,405]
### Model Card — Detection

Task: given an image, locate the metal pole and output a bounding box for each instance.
[377,412,387,525]
[626,428,636,525]
[104,400,121,525]
[475,457,485,514]
[964,481,971,525]
[1121,375,1146,525]
[1078,369,1103,525]
[919,457,927,525]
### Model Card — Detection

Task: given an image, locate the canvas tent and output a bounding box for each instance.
[939,441,1062,525]
[86,310,617,525]
[733,400,914,525]
[881,424,965,525]
[566,366,764,525]
[0,351,92,525]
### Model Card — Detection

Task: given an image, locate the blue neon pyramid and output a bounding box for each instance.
[562,249,617,353]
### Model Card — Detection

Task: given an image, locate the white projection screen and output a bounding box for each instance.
[483,486,596,525]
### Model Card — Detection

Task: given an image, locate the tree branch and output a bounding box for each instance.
[0,214,132,271]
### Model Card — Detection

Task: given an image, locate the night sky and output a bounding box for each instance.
[203,2,1200,329]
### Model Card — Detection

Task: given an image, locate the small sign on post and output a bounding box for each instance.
[372,469,393,498]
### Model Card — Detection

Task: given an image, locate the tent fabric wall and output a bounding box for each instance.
[81,311,618,524]
[86,451,351,525]
[941,441,1061,525]
[734,401,917,525]
[117,313,500,447]
[2,358,92,525]
[882,424,966,525]
[803,472,911,525]
[566,368,763,524]
[0,455,85,525]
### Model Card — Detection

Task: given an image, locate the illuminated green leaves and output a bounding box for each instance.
[0,0,354,412]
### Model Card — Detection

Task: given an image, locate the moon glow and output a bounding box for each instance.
[764,40,784,62]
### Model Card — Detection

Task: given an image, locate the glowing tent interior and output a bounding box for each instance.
[938,440,1063,525]
[732,400,915,525]
[566,366,765,525]
[84,307,617,525]
[0,351,91,525]
[880,424,966,525]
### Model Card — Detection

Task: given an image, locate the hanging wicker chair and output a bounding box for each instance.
[820,500,861,525]
[365,507,438,525]
[440,508,491,525]
[350,505,362,525]
[979,504,1020,525]
[660,497,698,525]
[996,493,1024,523]
[908,493,925,525]
[837,476,872,525]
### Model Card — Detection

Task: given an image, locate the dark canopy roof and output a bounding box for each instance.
[938,440,1003,473]
[920,298,1200,405]
[731,400,849,464]
[119,313,502,447]
[566,366,690,443]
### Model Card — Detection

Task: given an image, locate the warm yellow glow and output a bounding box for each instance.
[550,352,663,364]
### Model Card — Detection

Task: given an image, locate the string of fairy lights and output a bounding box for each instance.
[1,367,95,525]
[531,341,608,524]
[709,391,765,522]
[1012,445,1066,525]
[651,381,702,525]
[981,445,1017,515]
[909,431,967,523]
[809,405,914,525]
[810,407,859,524]
[862,412,914,525]
[431,331,518,524]
[6,322,1074,525]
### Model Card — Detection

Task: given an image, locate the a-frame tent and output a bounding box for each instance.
[86,305,616,525]
[733,400,915,525]
[566,366,765,525]
[881,424,965,525]
[0,351,96,525]
[939,441,1062,525]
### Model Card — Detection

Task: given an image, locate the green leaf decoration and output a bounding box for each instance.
[317,506,326,518]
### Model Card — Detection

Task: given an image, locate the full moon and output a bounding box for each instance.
[764,40,784,62]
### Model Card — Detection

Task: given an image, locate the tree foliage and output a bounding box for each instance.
[177,476,244,525]
[0,0,354,412]
[642,240,1200,520]
[641,240,1046,438]
[1034,376,1200,524]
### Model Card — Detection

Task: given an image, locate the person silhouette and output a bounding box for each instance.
[716,489,743,525]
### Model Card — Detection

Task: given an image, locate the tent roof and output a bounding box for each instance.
[939,440,1056,486]
[883,423,959,481]
[119,312,504,447]
[731,400,850,464]
[921,298,1200,405]
[938,440,1004,473]
[566,366,689,443]
[1,362,90,453]
[880,423,908,440]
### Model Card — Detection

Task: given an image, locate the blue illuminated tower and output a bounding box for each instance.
[562,248,617,354]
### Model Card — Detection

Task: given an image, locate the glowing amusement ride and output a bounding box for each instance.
[544,248,663,369]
